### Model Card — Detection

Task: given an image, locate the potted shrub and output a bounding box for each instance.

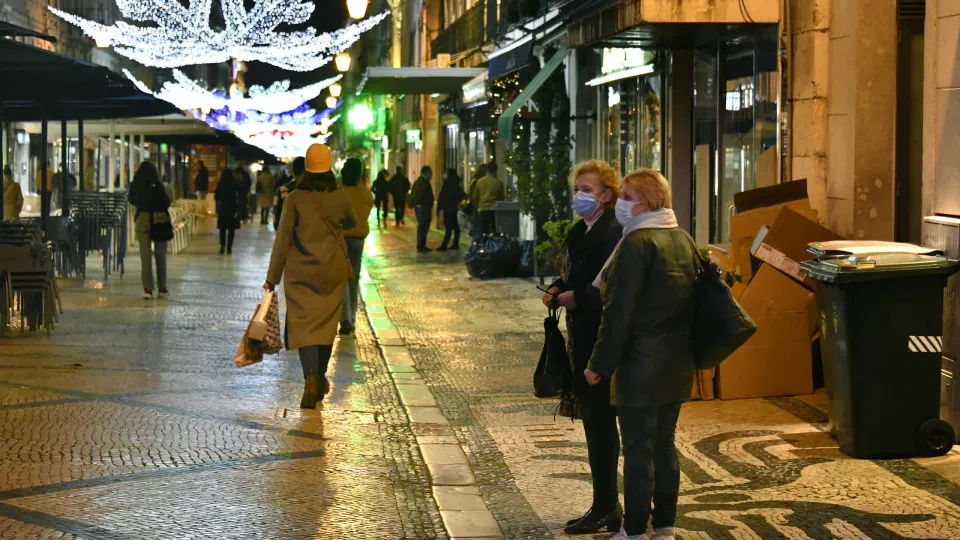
[535,219,573,279]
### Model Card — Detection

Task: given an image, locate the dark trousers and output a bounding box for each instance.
[395,196,407,225]
[580,380,620,513]
[341,237,364,327]
[440,209,460,248]
[375,200,389,225]
[298,344,333,378]
[472,210,496,240]
[260,207,270,225]
[415,205,431,249]
[617,402,683,535]
[219,228,235,250]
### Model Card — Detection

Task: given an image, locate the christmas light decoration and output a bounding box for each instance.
[124,69,342,114]
[49,1,390,72]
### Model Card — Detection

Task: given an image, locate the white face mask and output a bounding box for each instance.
[615,198,638,225]
[572,191,599,217]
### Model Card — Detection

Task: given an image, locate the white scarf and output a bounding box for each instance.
[592,208,679,288]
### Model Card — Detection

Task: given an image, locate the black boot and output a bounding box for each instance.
[300,372,320,409]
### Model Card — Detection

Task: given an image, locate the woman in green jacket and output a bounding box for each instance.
[584,168,697,540]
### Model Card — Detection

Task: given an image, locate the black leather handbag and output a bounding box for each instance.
[533,307,571,398]
[686,233,757,370]
[149,211,174,242]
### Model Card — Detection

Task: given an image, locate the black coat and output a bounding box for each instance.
[437,178,465,212]
[390,173,410,200]
[550,211,622,391]
[588,227,698,407]
[195,167,209,192]
[371,178,391,202]
[128,177,171,216]
[215,176,243,230]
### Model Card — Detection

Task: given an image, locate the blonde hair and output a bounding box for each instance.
[570,159,621,209]
[622,168,672,210]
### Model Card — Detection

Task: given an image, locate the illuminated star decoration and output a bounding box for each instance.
[123,69,342,114]
[49,0,390,71]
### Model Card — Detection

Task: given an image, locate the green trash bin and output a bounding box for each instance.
[801,241,959,458]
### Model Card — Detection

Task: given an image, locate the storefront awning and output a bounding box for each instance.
[357,67,487,96]
[0,20,57,43]
[496,46,568,145]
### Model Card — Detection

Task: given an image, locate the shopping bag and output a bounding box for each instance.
[234,306,264,368]
[533,307,571,398]
[249,291,282,354]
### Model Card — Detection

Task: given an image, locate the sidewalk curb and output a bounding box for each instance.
[358,268,505,540]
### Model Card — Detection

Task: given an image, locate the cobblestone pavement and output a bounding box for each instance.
[2,217,959,540]
[0,226,444,539]
[361,220,960,540]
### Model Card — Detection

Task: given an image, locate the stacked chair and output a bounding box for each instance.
[0,222,61,333]
[70,193,128,281]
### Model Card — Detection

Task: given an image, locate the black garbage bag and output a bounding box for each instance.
[464,234,522,279]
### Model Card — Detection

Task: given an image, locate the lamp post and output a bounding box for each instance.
[346,0,369,20]
[325,96,338,109]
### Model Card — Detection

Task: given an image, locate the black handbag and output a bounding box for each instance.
[533,307,571,398]
[685,233,757,370]
[150,211,175,242]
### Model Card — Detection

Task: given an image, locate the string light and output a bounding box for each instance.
[49,2,390,71]
[124,69,342,114]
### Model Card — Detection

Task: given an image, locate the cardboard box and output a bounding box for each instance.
[750,206,844,289]
[708,244,735,276]
[739,265,818,337]
[730,199,817,283]
[717,310,814,400]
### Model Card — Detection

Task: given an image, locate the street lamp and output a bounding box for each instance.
[329,82,342,98]
[325,96,338,109]
[348,103,373,130]
[335,52,351,72]
[346,0,369,20]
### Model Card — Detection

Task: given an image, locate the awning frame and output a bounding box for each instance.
[357,67,487,96]
[496,45,568,145]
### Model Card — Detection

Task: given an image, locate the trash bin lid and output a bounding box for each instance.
[802,241,958,283]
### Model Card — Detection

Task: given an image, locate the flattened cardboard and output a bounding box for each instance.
[729,199,817,283]
[739,265,818,337]
[717,310,813,400]
[751,206,844,289]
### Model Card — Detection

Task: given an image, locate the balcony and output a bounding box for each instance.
[431,1,486,57]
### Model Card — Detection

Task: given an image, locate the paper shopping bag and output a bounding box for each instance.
[249,291,282,355]
[234,306,264,368]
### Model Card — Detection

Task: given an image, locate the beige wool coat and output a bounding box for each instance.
[267,188,356,349]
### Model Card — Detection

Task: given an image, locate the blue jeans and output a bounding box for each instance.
[341,237,364,327]
[415,205,432,249]
[617,402,683,535]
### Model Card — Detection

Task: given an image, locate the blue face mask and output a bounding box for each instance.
[572,191,599,217]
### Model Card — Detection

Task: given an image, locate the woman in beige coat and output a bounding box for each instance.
[264,144,356,409]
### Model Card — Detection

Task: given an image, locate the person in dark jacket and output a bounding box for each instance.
[585,168,696,540]
[390,166,410,226]
[195,161,210,199]
[128,161,171,299]
[215,168,243,255]
[542,160,623,534]
[436,168,465,251]
[274,158,304,230]
[235,162,253,222]
[371,169,391,228]
[408,166,435,252]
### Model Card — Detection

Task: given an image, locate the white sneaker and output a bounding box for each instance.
[651,527,676,539]
[610,526,649,540]
[143,290,153,300]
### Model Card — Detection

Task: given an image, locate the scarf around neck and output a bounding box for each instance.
[592,208,679,288]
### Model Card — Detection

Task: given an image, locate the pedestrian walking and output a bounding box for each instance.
[215,168,242,255]
[371,169,391,227]
[235,162,253,222]
[264,143,356,409]
[437,168,465,251]
[390,166,410,226]
[128,161,171,300]
[541,160,623,534]
[3,166,23,221]
[470,161,505,240]
[256,166,276,225]
[275,158,304,230]
[195,160,210,199]
[408,165,435,252]
[584,168,696,540]
[339,157,374,335]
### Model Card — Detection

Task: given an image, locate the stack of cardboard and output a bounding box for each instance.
[701,180,844,401]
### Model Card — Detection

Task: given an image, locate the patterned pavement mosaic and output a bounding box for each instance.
[0,216,957,539]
